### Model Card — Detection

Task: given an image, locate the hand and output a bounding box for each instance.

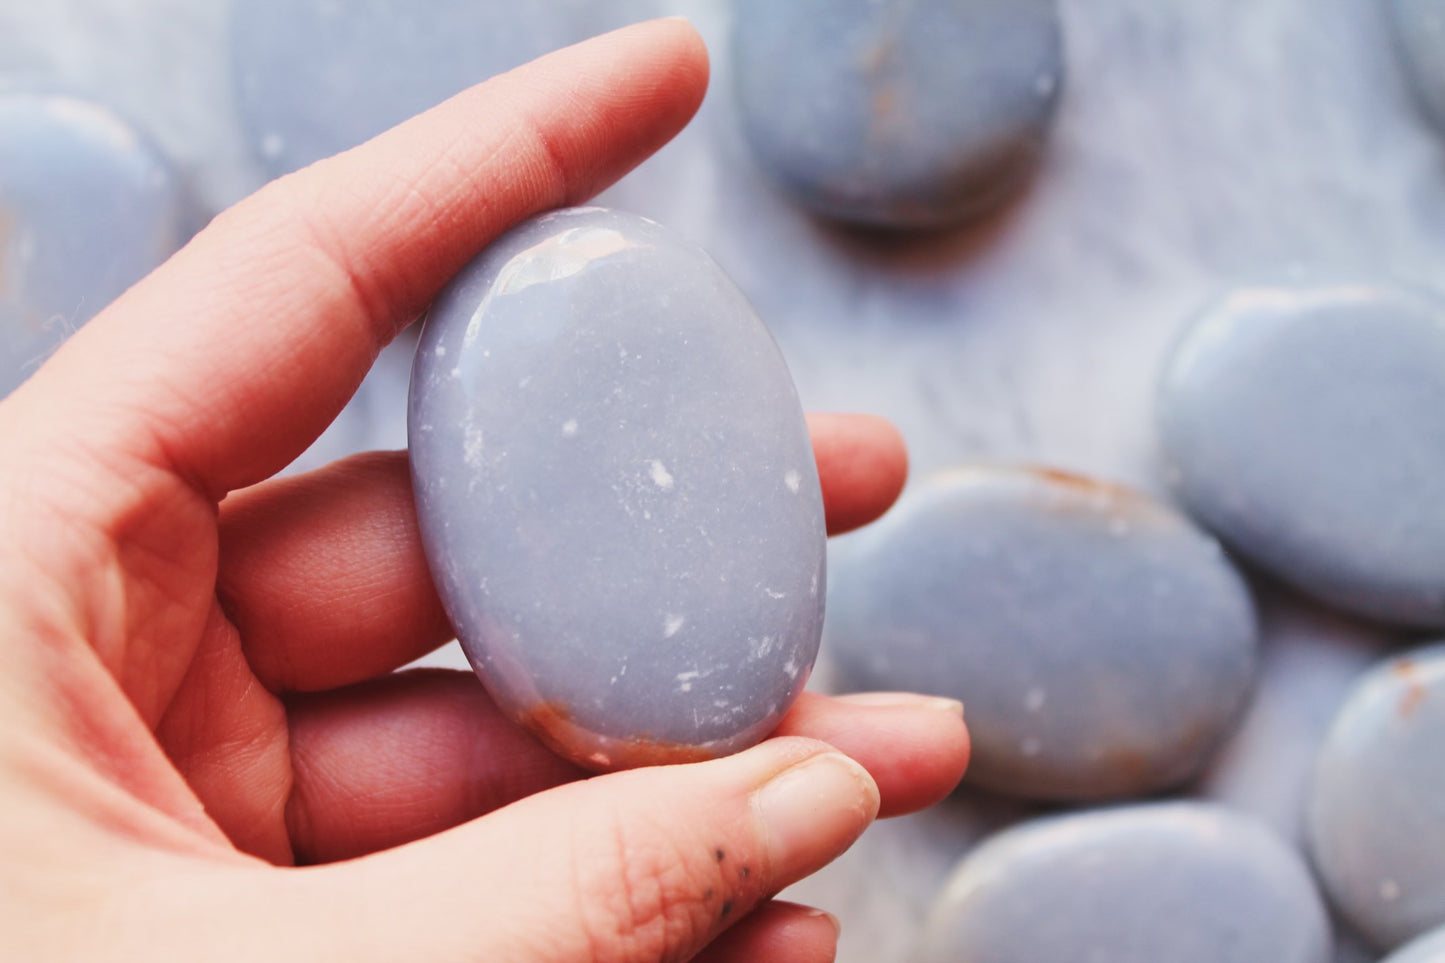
[0,20,968,962]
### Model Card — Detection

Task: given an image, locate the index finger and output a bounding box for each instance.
[9,18,709,499]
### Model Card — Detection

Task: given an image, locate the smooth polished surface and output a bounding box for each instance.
[231,0,593,175]
[826,465,1257,801]
[1159,281,1445,629]
[917,803,1333,963]
[409,207,826,771]
[1308,645,1445,952]
[0,92,192,398]
[731,0,1063,228]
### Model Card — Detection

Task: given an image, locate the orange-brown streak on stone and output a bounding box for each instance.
[1030,466,1137,501]
[1394,659,1428,720]
[516,700,718,773]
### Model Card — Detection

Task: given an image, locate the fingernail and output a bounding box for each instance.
[808,907,843,939]
[836,692,964,717]
[754,753,879,885]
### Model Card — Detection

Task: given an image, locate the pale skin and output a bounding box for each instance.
[0,19,969,963]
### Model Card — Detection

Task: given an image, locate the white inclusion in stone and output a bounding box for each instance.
[562,419,579,436]
[664,614,686,638]
[1024,687,1046,712]
[783,657,799,678]
[784,469,802,493]
[1021,737,1043,757]
[434,344,447,357]
[1379,880,1402,902]
[764,588,786,599]
[463,423,485,468]
[649,460,675,491]
[261,132,285,159]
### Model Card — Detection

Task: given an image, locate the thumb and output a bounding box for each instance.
[285,737,878,962]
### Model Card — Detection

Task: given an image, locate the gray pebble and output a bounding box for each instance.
[917,803,1333,963]
[1158,281,1445,629]
[730,0,1063,228]
[1390,1,1445,132]
[826,466,1257,801]
[0,92,192,398]
[1382,927,1445,963]
[231,0,589,176]
[1307,645,1445,951]
[409,206,825,771]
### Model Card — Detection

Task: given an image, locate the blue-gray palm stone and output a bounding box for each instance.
[0,93,192,399]
[1307,645,1445,951]
[1390,1,1445,133]
[408,206,826,771]
[730,0,1064,228]
[231,0,588,176]
[825,466,1257,801]
[1158,281,1445,629]
[1384,927,1445,963]
[917,803,1333,963]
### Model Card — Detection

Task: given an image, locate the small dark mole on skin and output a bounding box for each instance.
[721,900,734,921]
[703,888,714,902]
[715,848,725,863]
[740,866,751,880]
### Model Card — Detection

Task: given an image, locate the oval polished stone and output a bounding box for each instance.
[1390,1,1445,133]
[0,93,192,398]
[917,803,1333,963]
[1158,281,1445,629]
[731,0,1064,228]
[409,207,826,771]
[1307,645,1445,951]
[1384,927,1445,963]
[826,465,1257,801]
[231,0,588,176]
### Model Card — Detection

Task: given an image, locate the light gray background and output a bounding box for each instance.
[2,1,1432,959]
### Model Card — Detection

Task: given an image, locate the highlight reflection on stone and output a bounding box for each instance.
[409,207,826,771]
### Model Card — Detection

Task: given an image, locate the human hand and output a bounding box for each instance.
[0,19,968,962]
